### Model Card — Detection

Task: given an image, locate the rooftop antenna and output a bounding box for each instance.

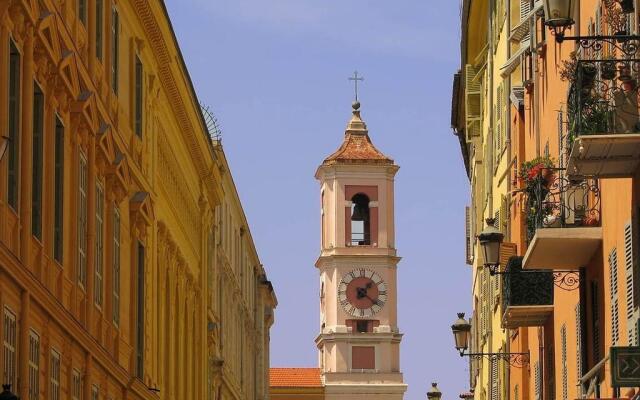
[200,103,223,142]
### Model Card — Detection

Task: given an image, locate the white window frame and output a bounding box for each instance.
[113,206,121,326]
[94,182,104,308]
[72,368,82,400]
[78,152,88,288]
[50,349,61,400]
[28,330,39,400]
[2,307,17,390]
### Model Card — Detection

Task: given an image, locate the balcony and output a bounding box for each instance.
[566,59,640,178]
[502,256,554,328]
[521,168,602,270]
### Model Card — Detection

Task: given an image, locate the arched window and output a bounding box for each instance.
[351,193,370,245]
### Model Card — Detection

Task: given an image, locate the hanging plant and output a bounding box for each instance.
[520,156,556,243]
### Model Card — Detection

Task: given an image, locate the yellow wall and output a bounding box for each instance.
[0,1,275,400]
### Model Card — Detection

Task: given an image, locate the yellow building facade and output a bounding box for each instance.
[455,1,640,399]
[0,1,275,400]
[453,0,514,398]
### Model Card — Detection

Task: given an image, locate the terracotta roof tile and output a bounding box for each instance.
[269,368,322,388]
[323,107,393,166]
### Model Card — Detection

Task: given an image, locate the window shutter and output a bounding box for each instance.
[534,361,542,400]
[490,357,499,400]
[591,281,602,362]
[575,303,584,382]
[610,248,621,345]
[561,324,568,400]
[625,219,640,345]
[465,64,482,140]
[466,207,473,265]
[520,0,532,42]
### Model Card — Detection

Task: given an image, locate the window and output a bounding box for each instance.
[136,242,145,378]
[32,83,44,240]
[94,183,104,307]
[91,384,99,400]
[134,56,143,137]
[350,193,370,246]
[78,153,88,288]
[8,40,20,210]
[50,350,60,400]
[2,307,17,390]
[72,369,82,400]
[78,0,87,25]
[95,0,103,60]
[54,116,64,263]
[113,207,121,326]
[28,330,39,400]
[111,8,119,94]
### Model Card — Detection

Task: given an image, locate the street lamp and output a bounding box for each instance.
[543,0,640,43]
[427,382,442,400]
[543,0,576,30]
[451,313,471,356]
[477,218,503,273]
[0,384,18,400]
[450,313,530,367]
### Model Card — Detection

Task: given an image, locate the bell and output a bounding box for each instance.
[351,205,368,222]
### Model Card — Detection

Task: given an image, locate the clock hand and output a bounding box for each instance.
[364,294,379,305]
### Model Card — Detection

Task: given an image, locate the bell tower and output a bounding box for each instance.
[315,101,407,399]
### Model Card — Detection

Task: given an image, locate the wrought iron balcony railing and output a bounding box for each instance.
[568,58,640,141]
[523,168,601,243]
[502,257,554,305]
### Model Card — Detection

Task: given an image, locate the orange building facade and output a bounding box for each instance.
[454,0,640,399]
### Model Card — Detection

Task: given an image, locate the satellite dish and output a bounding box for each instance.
[200,103,222,142]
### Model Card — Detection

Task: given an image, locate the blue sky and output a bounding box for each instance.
[165,1,471,398]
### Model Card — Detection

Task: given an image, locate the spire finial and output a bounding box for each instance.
[348,70,364,103]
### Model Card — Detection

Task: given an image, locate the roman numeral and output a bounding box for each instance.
[359,268,366,277]
[359,309,365,317]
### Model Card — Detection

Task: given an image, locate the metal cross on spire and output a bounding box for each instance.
[348,71,364,102]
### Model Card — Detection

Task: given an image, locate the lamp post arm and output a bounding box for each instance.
[461,351,530,368]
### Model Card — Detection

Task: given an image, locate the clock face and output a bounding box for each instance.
[338,268,387,318]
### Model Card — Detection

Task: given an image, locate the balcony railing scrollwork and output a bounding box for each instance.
[568,58,640,142]
[523,168,601,243]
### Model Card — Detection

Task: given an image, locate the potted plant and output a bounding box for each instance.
[619,63,634,82]
[601,58,617,80]
[580,63,598,88]
[620,0,634,13]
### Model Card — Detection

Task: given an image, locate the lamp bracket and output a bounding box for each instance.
[552,31,640,57]
[464,351,530,368]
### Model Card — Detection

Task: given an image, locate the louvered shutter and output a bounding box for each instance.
[490,357,499,400]
[466,207,473,265]
[625,219,640,345]
[465,64,482,140]
[561,324,568,400]
[520,0,531,42]
[534,361,542,400]
[495,84,503,163]
[575,303,584,382]
[610,248,621,345]
[591,281,602,362]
